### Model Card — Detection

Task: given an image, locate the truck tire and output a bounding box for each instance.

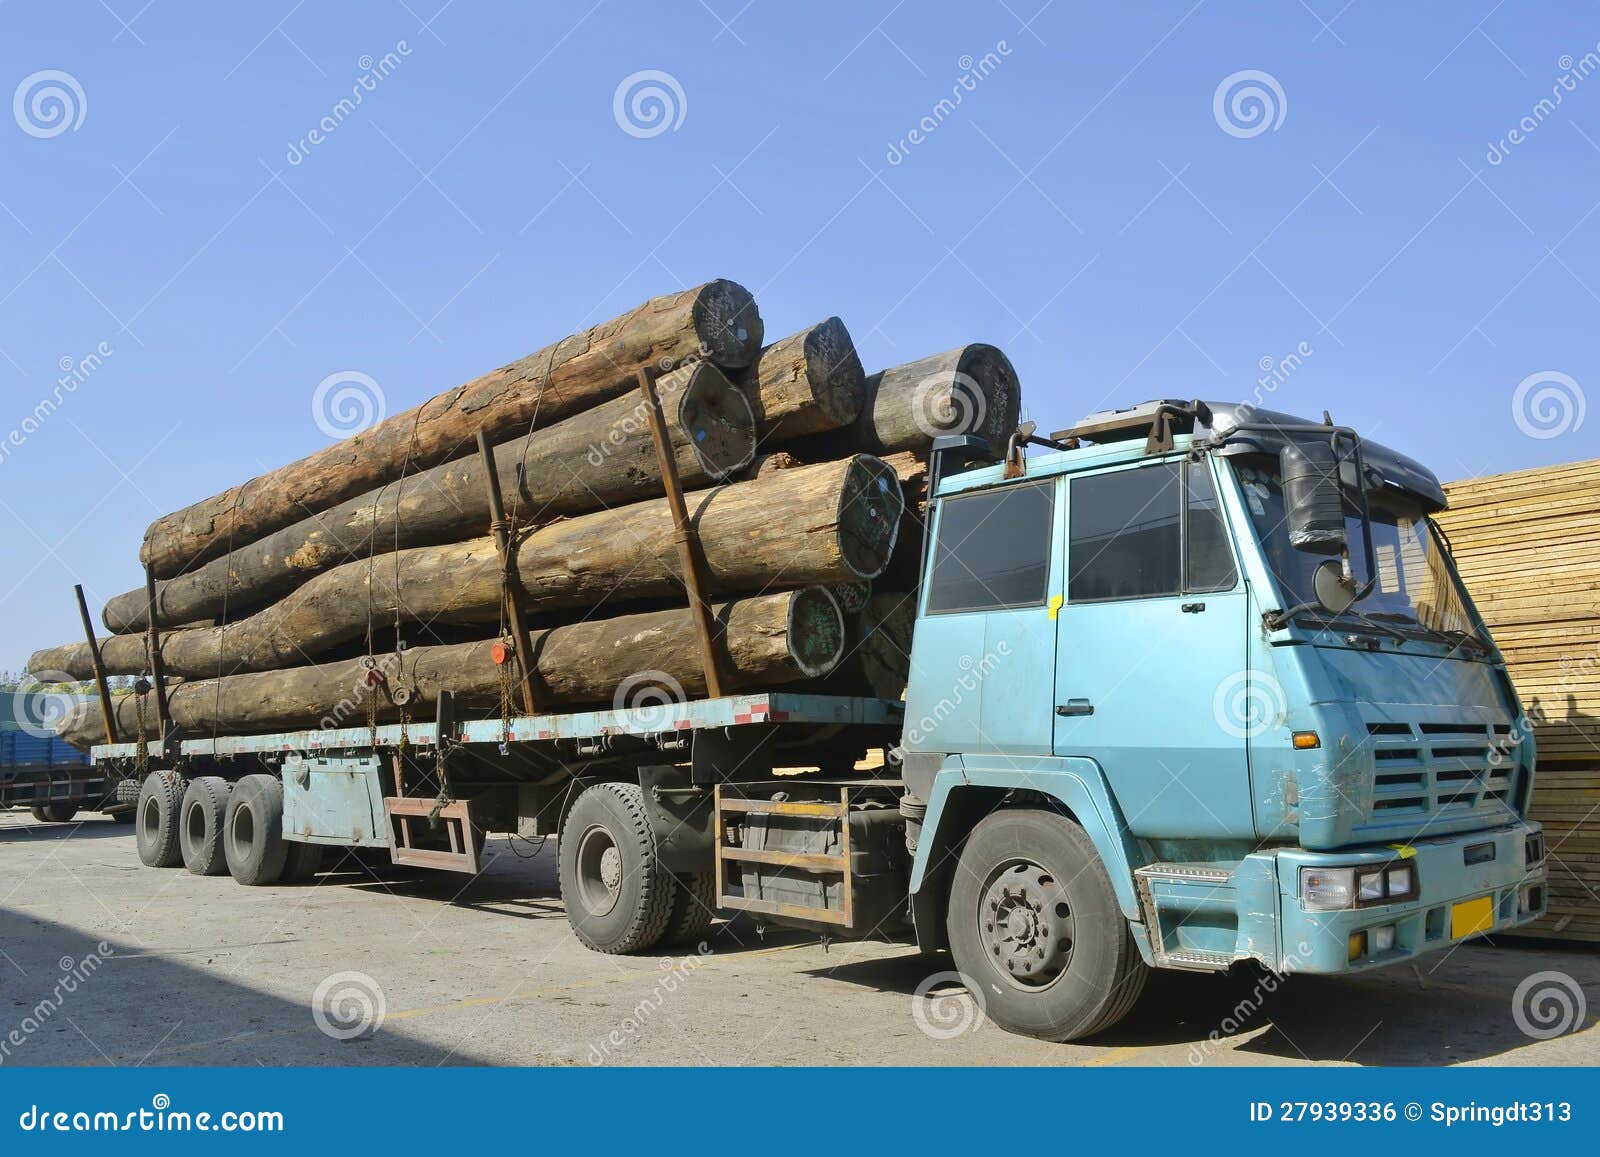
[280,839,324,884]
[224,774,288,886]
[558,782,673,954]
[946,807,1147,1042]
[30,802,78,823]
[179,777,232,876]
[135,770,189,868]
[662,871,717,947]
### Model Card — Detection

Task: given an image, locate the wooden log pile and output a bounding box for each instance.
[35,280,1021,746]
[1437,457,1600,943]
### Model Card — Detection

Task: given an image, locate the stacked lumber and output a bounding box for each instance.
[1437,457,1600,942]
[34,279,1019,746]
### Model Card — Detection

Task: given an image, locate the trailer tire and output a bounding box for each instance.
[30,802,78,823]
[662,871,717,947]
[224,774,288,886]
[280,839,324,884]
[946,807,1147,1042]
[558,782,673,954]
[135,770,189,868]
[179,777,232,876]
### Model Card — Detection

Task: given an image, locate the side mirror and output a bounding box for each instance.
[1280,442,1348,555]
[1312,558,1358,615]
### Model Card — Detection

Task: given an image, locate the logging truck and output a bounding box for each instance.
[86,400,1549,1041]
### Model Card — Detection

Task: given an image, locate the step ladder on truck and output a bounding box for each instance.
[88,399,1551,1042]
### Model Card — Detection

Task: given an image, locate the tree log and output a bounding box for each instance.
[785,345,1020,459]
[818,592,914,701]
[103,362,756,632]
[38,457,902,682]
[59,589,844,748]
[139,280,764,578]
[740,317,864,440]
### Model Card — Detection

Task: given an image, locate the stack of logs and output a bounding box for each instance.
[34,279,1019,748]
[1437,457,1600,943]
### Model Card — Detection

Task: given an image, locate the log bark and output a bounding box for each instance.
[740,317,864,440]
[139,280,764,578]
[59,589,843,747]
[785,345,1020,460]
[39,457,903,682]
[104,362,757,632]
[818,592,914,701]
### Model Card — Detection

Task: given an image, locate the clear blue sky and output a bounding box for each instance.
[2,1,1597,673]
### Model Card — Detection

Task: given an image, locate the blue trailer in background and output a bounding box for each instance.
[85,401,1550,1041]
[1,702,118,822]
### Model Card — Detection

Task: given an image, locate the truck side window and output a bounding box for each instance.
[926,480,1055,615]
[1069,461,1237,601]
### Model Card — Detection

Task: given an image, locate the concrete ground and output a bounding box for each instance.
[1,810,1595,1067]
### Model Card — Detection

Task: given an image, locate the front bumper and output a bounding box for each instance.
[1269,821,1547,973]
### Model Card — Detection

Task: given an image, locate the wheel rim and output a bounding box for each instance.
[141,795,161,840]
[978,858,1075,990]
[574,824,624,917]
[185,800,206,847]
[231,803,255,857]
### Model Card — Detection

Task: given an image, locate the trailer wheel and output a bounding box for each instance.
[135,770,189,868]
[30,802,78,823]
[179,777,232,876]
[946,807,1147,1042]
[224,774,288,886]
[280,839,324,884]
[558,782,673,954]
[662,871,718,947]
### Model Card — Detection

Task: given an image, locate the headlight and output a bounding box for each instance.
[1358,870,1385,902]
[1301,867,1355,910]
[1386,866,1413,898]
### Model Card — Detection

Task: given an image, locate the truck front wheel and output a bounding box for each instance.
[558,782,673,954]
[946,807,1147,1041]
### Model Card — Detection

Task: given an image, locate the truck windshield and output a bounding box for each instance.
[1231,458,1484,651]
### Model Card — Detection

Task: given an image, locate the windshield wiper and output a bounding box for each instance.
[1364,612,1491,656]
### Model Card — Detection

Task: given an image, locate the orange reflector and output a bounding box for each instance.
[490,641,513,666]
[1292,731,1321,750]
[1348,932,1367,961]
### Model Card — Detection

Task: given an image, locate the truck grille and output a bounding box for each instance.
[1361,719,1519,827]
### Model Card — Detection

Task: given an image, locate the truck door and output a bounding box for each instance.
[902,476,1062,758]
[1053,457,1254,838]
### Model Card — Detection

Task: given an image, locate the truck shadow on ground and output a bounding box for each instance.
[801,941,1598,1065]
[0,907,495,1066]
[0,814,134,842]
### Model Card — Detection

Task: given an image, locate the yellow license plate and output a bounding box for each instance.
[1451,895,1494,939]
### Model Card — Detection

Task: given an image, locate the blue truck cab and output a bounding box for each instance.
[897,400,1547,1040]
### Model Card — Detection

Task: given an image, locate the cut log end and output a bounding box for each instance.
[692,279,765,368]
[676,362,757,478]
[785,586,846,678]
[836,455,906,580]
[915,343,1021,455]
[802,316,868,429]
